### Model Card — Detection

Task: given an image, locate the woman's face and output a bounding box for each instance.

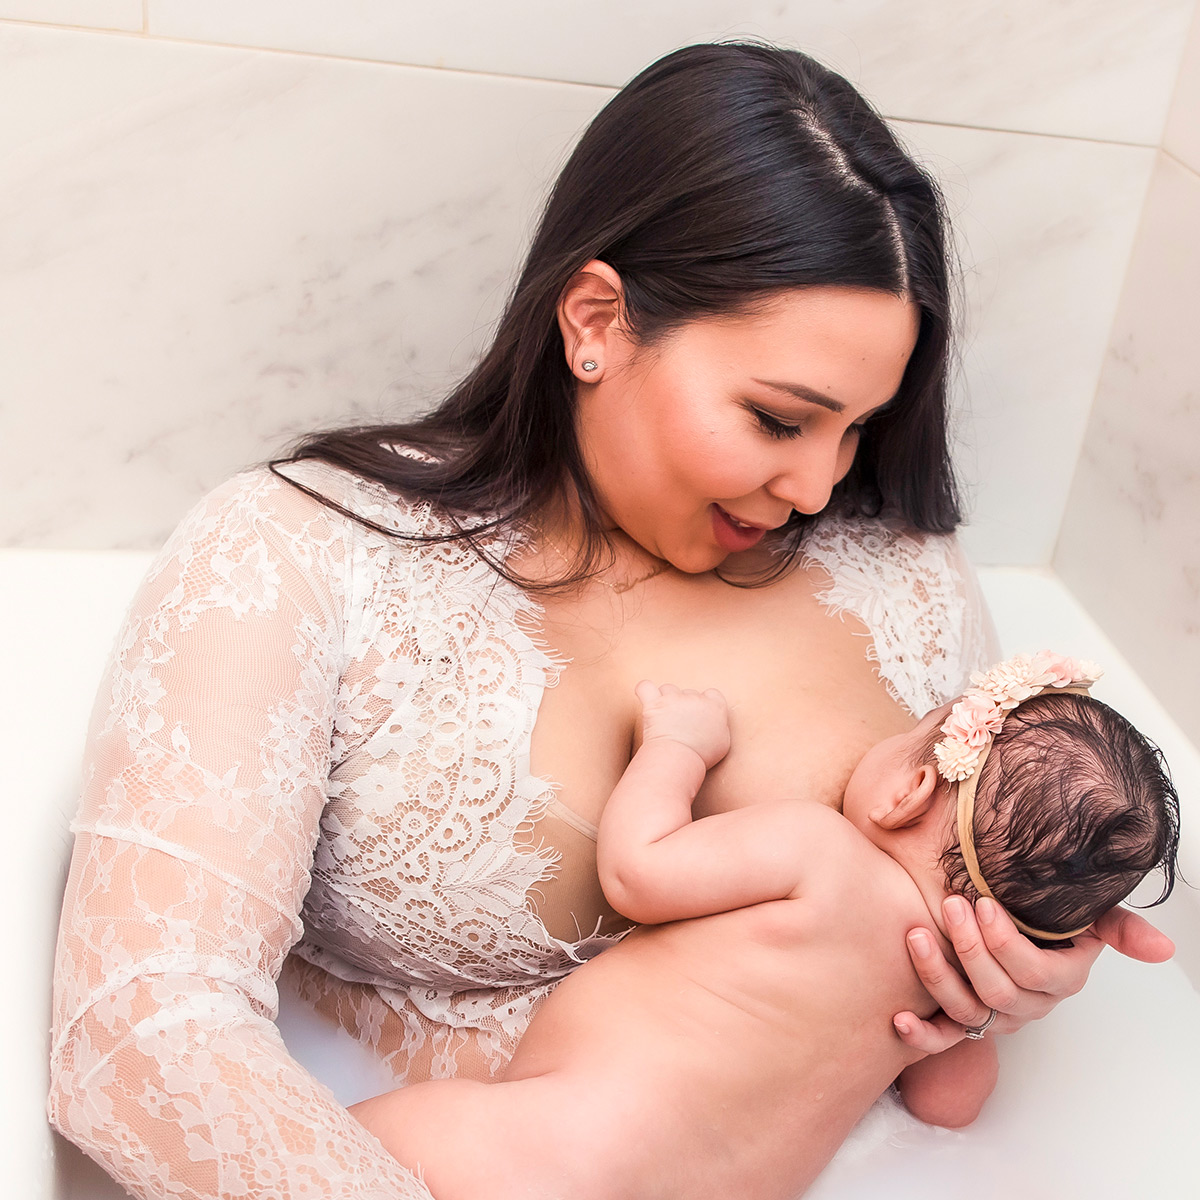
[573,286,921,573]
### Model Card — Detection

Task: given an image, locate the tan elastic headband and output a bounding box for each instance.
[936,653,1103,942]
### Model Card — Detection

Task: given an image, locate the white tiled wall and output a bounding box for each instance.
[0,0,141,31]
[1166,1,1200,172]
[141,0,1193,144]
[1,2,1196,576]
[899,121,1154,565]
[1055,5,1200,749]
[1,25,607,548]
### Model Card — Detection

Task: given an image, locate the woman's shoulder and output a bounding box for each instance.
[801,511,998,714]
[142,456,464,619]
[178,454,457,548]
[803,510,960,576]
[263,453,457,539]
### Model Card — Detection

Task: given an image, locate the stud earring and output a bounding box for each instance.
[581,360,598,373]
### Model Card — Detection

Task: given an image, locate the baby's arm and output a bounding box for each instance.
[894,1035,1000,1128]
[598,682,814,924]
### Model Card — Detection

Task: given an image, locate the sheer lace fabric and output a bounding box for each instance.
[801,515,1000,717]
[49,463,994,1198]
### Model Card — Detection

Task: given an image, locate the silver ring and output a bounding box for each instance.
[963,1007,999,1040]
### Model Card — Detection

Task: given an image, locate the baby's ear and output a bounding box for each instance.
[871,765,941,830]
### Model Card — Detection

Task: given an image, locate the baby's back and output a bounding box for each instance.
[501,802,938,1200]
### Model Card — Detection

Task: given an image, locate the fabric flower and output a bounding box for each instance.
[934,739,982,782]
[940,693,1004,748]
[1027,649,1084,688]
[937,650,1104,783]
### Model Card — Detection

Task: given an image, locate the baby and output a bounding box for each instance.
[351,652,1179,1200]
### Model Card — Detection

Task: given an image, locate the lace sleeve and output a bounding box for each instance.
[803,516,1001,718]
[47,471,434,1200]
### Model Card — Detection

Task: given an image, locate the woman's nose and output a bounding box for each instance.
[768,436,851,516]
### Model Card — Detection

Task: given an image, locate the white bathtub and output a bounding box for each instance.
[5,550,1197,1200]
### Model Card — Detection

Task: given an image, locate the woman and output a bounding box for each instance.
[49,43,1167,1200]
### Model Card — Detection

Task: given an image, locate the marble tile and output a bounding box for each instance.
[1165,3,1200,174]
[145,0,1196,144]
[1054,154,1200,749]
[0,0,141,31]
[0,24,606,549]
[893,121,1155,566]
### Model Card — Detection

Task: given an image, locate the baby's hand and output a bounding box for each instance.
[635,681,731,770]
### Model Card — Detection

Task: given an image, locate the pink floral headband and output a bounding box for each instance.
[935,651,1103,941]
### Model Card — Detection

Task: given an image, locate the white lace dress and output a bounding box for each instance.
[48,461,995,1199]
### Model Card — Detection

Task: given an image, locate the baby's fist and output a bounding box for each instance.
[635,681,731,769]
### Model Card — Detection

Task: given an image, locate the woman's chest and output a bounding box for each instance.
[529,564,914,829]
[307,551,918,976]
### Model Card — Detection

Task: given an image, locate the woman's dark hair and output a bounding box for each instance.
[272,41,960,586]
[940,693,1182,948]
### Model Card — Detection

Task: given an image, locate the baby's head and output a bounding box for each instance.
[846,652,1180,945]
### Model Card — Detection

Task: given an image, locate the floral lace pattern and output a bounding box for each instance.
[803,514,998,718]
[49,465,993,1198]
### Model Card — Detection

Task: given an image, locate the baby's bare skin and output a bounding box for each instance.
[352,687,971,1199]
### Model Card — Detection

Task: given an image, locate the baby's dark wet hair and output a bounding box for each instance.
[939,692,1180,947]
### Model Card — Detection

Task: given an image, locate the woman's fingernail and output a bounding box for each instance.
[977,897,997,925]
[894,1018,911,1035]
[908,931,932,959]
[946,896,969,926]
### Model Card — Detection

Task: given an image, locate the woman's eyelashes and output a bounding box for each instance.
[749,406,804,440]
[748,404,874,441]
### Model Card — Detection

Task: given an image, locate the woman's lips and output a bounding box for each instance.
[711,505,768,553]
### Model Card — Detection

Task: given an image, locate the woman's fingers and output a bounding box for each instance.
[905,922,1001,1028]
[1093,905,1175,963]
[905,898,1172,1042]
[938,897,1043,1020]
[908,899,1049,1030]
[971,896,1103,1001]
[909,896,1109,1034]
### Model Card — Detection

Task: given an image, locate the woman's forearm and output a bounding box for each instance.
[50,960,432,1199]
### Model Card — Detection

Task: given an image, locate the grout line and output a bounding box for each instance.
[889,112,1156,151]
[0,16,1187,160]
[0,18,616,91]
[140,33,619,92]
[1163,146,1200,182]
[0,17,141,35]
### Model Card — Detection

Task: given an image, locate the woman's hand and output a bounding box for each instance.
[892,896,1175,1055]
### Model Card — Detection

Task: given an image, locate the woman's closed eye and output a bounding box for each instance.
[749,406,804,440]
[749,404,875,442]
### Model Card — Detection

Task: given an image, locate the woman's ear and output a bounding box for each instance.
[556,260,626,382]
[871,765,942,830]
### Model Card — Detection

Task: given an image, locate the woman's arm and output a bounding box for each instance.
[49,473,433,1200]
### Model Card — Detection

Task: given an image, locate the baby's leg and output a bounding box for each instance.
[350,1076,564,1200]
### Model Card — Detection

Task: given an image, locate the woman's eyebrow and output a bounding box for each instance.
[751,378,845,413]
[753,378,899,418]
